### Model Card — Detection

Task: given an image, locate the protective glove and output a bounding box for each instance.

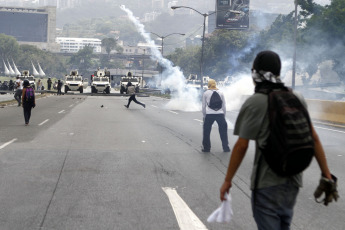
[314,174,339,206]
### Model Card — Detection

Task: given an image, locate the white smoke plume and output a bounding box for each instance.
[120,5,201,111]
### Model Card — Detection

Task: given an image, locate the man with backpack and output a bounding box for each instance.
[21,80,36,126]
[202,79,230,152]
[219,51,338,230]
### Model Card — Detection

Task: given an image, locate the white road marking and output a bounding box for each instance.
[58,110,65,114]
[38,119,49,126]
[313,121,345,129]
[151,105,158,108]
[0,138,17,150]
[169,110,179,115]
[162,187,208,230]
[194,119,203,123]
[314,126,345,134]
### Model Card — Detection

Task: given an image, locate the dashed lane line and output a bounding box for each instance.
[38,119,49,126]
[169,110,179,115]
[58,110,65,114]
[0,138,17,150]
[194,119,203,123]
[162,187,208,230]
[151,105,158,108]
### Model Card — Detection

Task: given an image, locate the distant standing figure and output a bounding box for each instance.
[124,81,145,109]
[202,79,230,152]
[47,77,52,90]
[57,80,63,95]
[37,79,42,91]
[21,80,36,126]
[14,75,23,107]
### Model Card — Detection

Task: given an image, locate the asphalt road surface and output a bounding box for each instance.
[0,92,344,230]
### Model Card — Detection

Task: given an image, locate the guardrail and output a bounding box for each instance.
[306,99,345,124]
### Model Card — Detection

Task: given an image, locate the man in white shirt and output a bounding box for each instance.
[14,75,23,107]
[202,79,230,152]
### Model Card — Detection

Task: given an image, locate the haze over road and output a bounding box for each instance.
[0,93,344,230]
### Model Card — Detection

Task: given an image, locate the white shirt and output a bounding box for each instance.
[202,89,226,117]
[16,79,23,90]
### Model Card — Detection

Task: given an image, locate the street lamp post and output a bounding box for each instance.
[171,6,207,90]
[141,48,145,88]
[171,6,240,91]
[150,32,185,84]
[292,0,298,89]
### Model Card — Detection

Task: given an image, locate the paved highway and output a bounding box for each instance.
[0,91,344,230]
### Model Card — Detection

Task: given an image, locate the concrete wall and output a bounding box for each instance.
[306,99,345,124]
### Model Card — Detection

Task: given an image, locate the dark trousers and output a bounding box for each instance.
[127,95,145,108]
[202,114,229,151]
[14,89,22,105]
[23,104,33,124]
[57,87,62,95]
[48,84,51,90]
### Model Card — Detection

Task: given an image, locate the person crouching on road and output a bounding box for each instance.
[202,79,230,152]
[22,80,36,126]
[124,81,145,109]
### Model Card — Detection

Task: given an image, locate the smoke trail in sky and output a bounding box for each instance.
[120,5,200,111]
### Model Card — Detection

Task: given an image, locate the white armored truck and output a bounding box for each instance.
[91,68,111,94]
[119,72,141,94]
[64,70,88,93]
[21,70,36,89]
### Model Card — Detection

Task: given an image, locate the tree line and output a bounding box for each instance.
[167,0,345,82]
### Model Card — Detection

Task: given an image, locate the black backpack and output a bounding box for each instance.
[208,91,223,111]
[258,85,314,177]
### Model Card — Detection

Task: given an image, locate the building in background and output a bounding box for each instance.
[56,37,101,53]
[0,5,59,51]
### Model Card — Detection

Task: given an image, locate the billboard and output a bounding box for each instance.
[216,0,250,29]
[0,11,48,42]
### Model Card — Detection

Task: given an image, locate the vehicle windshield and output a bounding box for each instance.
[75,77,82,81]
[27,77,34,81]
[66,77,74,81]
[93,77,100,81]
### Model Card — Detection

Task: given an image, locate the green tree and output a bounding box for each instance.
[70,46,95,75]
[101,37,117,56]
[0,34,20,60]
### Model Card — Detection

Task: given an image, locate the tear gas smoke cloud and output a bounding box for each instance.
[120,5,201,111]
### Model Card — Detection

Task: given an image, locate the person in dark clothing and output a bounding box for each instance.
[47,77,52,90]
[124,81,145,109]
[57,79,63,95]
[21,80,36,126]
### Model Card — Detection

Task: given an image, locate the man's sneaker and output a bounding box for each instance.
[143,104,146,108]
[201,149,210,152]
[223,148,231,153]
[124,105,128,108]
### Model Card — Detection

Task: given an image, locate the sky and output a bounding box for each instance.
[251,0,331,14]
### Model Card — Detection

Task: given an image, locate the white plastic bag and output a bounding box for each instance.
[207,193,233,223]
